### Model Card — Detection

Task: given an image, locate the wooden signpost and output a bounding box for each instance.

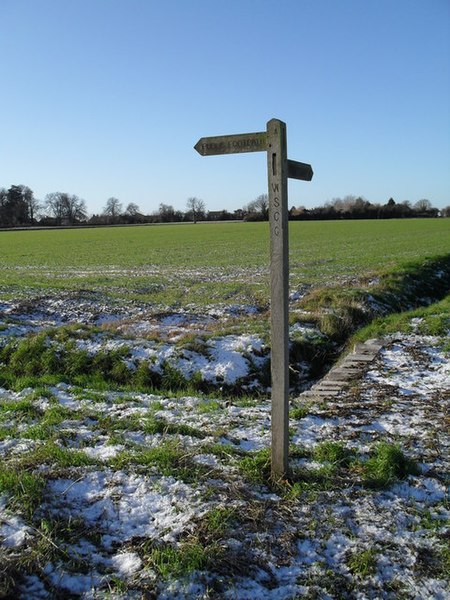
[194,132,267,156]
[195,118,313,479]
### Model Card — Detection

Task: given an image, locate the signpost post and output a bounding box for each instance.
[195,118,313,479]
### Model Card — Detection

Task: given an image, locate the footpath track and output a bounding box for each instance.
[299,340,384,401]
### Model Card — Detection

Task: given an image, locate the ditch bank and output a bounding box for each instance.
[0,254,449,397]
[289,253,450,388]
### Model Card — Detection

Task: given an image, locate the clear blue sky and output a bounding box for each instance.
[1,0,449,214]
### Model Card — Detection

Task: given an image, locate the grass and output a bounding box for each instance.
[0,219,449,304]
[197,399,221,413]
[0,332,131,389]
[0,468,46,518]
[312,441,355,468]
[286,441,419,496]
[0,327,269,397]
[0,397,41,422]
[290,404,310,420]
[0,219,448,596]
[2,250,446,399]
[146,506,235,579]
[438,546,450,579]
[362,442,420,488]
[0,366,446,599]
[0,515,97,598]
[148,541,211,578]
[17,442,100,470]
[0,331,169,394]
[238,448,271,484]
[352,294,450,343]
[347,548,378,578]
[1,220,449,398]
[93,411,206,440]
[204,507,236,537]
[297,254,450,341]
[110,441,209,483]
[21,405,73,440]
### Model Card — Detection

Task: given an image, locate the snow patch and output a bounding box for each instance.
[110,551,143,576]
[45,471,204,548]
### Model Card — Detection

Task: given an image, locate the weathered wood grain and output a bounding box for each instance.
[267,119,290,479]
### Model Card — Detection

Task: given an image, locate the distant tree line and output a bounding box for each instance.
[0,185,213,228]
[0,184,448,229]
[289,196,446,221]
[237,194,448,221]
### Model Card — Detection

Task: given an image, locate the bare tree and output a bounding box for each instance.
[414,199,432,213]
[186,197,205,223]
[45,192,87,225]
[103,197,123,223]
[125,202,140,216]
[22,186,41,223]
[45,192,65,223]
[159,203,176,222]
[63,194,87,224]
[246,193,268,220]
[326,195,372,217]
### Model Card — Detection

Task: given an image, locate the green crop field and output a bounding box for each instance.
[1,219,449,305]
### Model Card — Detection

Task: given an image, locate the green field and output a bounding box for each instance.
[1,219,449,305]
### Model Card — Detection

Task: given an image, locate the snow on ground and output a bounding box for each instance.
[67,331,267,391]
[0,510,32,548]
[0,293,270,392]
[0,298,449,598]
[0,292,262,339]
[45,471,206,549]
